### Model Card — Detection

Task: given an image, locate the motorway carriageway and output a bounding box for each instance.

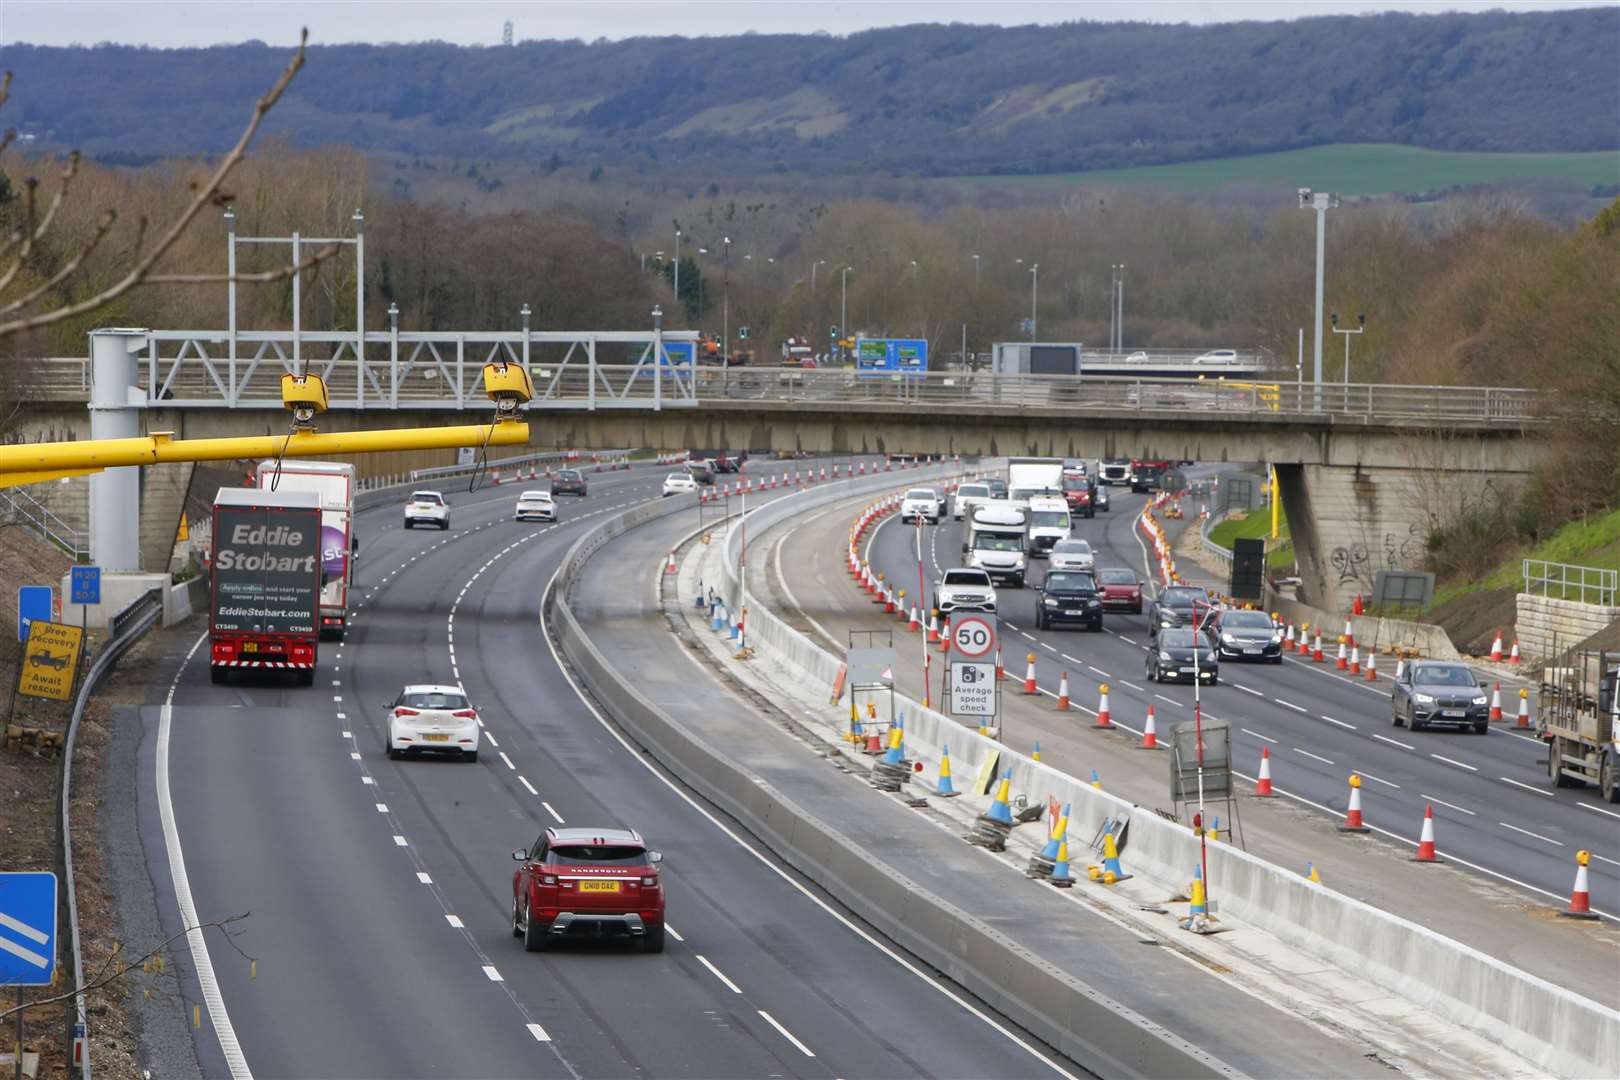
[842,483,1619,924]
[146,456,1067,1080]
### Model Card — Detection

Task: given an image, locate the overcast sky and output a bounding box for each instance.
[1,1,1611,47]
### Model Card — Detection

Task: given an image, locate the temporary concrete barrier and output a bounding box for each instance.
[550,474,1237,1080]
[1266,592,1460,661]
[714,471,1620,1079]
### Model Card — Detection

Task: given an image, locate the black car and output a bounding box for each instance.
[1204,609,1284,663]
[1391,662,1490,733]
[552,468,589,496]
[986,478,1009,500]
[1147,628,1218,684]
[1035,570,1103,631]
[1148,585,1215,639]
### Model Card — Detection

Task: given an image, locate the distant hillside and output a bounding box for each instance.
[4,8,1616,178]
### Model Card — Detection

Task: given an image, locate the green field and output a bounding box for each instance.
[1208,508,1294,573]
[1431,507,1620,609]
[969,144,1620,196]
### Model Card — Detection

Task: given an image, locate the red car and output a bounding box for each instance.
[512,826,666,952]
[1061,473,1095,518]
[1095,567,1144,613]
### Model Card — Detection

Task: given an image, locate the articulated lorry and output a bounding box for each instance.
[209,487,322,686]
[257,459,357,640]
[1540,648,1620,802]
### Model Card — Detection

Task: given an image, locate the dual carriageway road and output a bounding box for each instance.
[142,457,1067,1079]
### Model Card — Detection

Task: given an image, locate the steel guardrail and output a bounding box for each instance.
[58,586,163,1080]
[1522,559,1619,607]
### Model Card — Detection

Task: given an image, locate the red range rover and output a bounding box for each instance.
[512,826,666,952]
[1095,567,1144,613]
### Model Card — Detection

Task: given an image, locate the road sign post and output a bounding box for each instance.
[2,872,56,1080]
[945,613,999,732]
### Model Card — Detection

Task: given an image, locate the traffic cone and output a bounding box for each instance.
[882,716,905,766]
[1335,640,1348,670]
[1343,615,1355,648]
[1206,815,1221,841]
[1022,654,1038,694]
[1056,672,1070,711]
[1140,705,1158,749]
[1094,684,1113,729]
[883,586,895,614]
[895,591,910,625]
[665,549,677,574]
[1040,803,1069,861]
[1285,623,1296,650]
[1349,645,1361,675]
[986,770,1014,825]
[1297,622,1312,654]
[1412,804,1441,863]
[1050,840,1073,888]
[1490,681,1503,723]
[1255,746,1275,796]
[1179,866,1208,929]
[1312,633,1324,662]
[1489,629,1504,662]
[938,624,953,654]
[1087,830,1132,885]
[1089,769,1102,789]
[1559,850,1600,920]
[1306,863,1322,885]
[995,645,1005,680]
[1032,741,1042,763]
[907,605,920,632]
[1364,650,1378,681]
[711,602,725,632]
[935,746,959,797]
[1509,639,1521,664]
[1353,593,1364,616]
[927,612,941,643]
[1517,688,1531,729]
[1340,774,1370,832]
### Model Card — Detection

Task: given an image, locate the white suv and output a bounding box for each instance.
[936,568,997,615]
[404,490,450,530]
[900,487,944,524]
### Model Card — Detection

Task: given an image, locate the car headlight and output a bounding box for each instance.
[1014,558,1025,569]
[1270,633,1283,643]
[1221,633,1236,643]
[1088,598,1100,607]
[1159,650,1172,661]
[1159,614,1176,625]
[1043,598,1058,607]
[1414,693,1435,705]
[1472,696,1488,706]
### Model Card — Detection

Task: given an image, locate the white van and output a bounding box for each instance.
[1026,495,1072,558]
[964,504,1028,588]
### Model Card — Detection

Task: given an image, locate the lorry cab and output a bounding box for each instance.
[964,504,1028,587]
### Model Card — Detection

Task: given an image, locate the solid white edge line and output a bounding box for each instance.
[159,631,253,1080]
[538,564,1080,1079]
[696,954,742,993]
[757,1010,817,1058]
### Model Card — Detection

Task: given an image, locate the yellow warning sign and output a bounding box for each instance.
[970,748,1002,797]
[177,513,189,542]
[18,620,85,701]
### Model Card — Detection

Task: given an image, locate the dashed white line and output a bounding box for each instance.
[1119,680,1145,692]
[1498,776,1553,797]
[1354,770,1400,789]
[1242,727,1278,744]
[483,731,499,747]
[519,776,538,796]
[361,776,375,785]
[757,1011,816,1058]
[376,803,389,813]
[349,752,361,761]
[1373,733,1415,750]
[542,801,564,823]
[483,964,504,982]
[1421,794,1475,816]
[1318,715,1358,731]
[1154,693,1179,707]
[526,1023,551,1043]
[1578,802,1620,821]
[1292,747,1334,765]
[1429,753,1478,773]
[665,925,685,942]
[1086,665,1110,678]
[1235,684,1264,698]
[1500,822,1562,845]
[697,954,742,993]
[499,751,516,770]
[417,872,433,884]
[1273,699,1308,714]
[393,835,408,847]
[1118,635,1138,646]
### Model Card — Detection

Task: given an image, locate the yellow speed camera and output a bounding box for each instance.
[483,362,534,418]
[281,373,329,427]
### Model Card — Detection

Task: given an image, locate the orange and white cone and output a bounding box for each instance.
[1490,681,1503,723]
[1022,654,1038,694]
[907,605,920,632]
[1509,639,1521,664]
[883,586,895,614]
[1284,623,1296,650]
[1343,616,1355,648]
[938,624,952,653]
[1255,747,1275,797]
[1489,629,1504,662]
[1094,684,1113,729]
[995,646,1005,681]
[1339,774,1370,832]
[1336,639,1349,670]
[1560,850,1600,920]
[1349,645,1361,675]
[1312,632,1324,662]
[927,613,941,643]
[665,549,677,574]
[1517,688,1531,729]
[1140,705,1158,749]
[1364,649,1378,681]
[1057,672,1071,711]
[1412,804,1441,863]
[1298,624,1313,654]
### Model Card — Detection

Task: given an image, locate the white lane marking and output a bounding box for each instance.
[499,751,516,770]
[1119,680,1146,692]
[541,567,1083,1077]
[697,954,742,993]
[1154,694,1179,706]
[1499,776,1553,797]
[1040,643,1057,653]
[1319,715,1357,731]
[665,925,685,942]
[393,835,408,847]
[1500,822,1562,845]
[1118,635,1138,646]
[349,752,361,761]
[1004,622,1020,631]
[483,731,499,747]
[446,915,464,928]
[1354,770,1400,789]
[376,803,389,813]
[1086,665,1110,678]
[1578,802,1620,821]
[1421,794,1475,816]
[1235,684,1264,697]
[1502,730,1544,745]
[417,872,433,883]
[1292,747,1334,765]
[758,1010,817,1057]
[1591,852,1620,868]
[542,801,564,823]
[526,1023,551,1043]
[1021,632,1037,642]
[1373,733,1415,750]
[519,776,538,795]
[361,776,375,785]
[1273,699,1308,714]
[333,695,342,703]
[158,633,252,1080]
[483,965,504,982]
[1242,728,1278,744]
[1429,753,1479,773]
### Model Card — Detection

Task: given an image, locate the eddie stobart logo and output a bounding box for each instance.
[215,522,318,573]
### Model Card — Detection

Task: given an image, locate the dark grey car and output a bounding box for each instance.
[1204,609,1284,663]
[1391,662,1490,733]
[1146,628,1219,685]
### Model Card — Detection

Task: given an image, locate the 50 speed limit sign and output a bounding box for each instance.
[949,614,998,659]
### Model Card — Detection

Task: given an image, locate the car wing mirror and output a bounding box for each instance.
[512,848,528,862]
[647,851,663,865]
[961,543,969,554]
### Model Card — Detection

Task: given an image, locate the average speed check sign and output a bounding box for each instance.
[950,613,997,659]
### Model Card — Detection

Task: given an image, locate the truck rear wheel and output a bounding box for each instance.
[1549,738,1576,788]
[1601,751,1619,804]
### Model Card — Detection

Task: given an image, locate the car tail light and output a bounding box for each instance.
[640,875,658,887]
[452,709,477,718]
[540,874,557,885]
[394,706,419,717]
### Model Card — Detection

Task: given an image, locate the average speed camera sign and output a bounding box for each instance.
[950,613,997,659]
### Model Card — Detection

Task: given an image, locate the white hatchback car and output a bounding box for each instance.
[662,472,698,497]
[515,490,557,522]
[404,490,450,530]
[386,684,480,761]
[1049,538,1096,572]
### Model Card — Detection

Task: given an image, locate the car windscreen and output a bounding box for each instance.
[400,690,468,710]
[1029,511,1069,529]
[906,489,937,500]
[410,493,443,505]
[558,471,581,480]
[1411,665,1476,687]
[1097,568,1136,585]
[957,485,989,497]
[547,845,646,866]
[1160,630,1202,649]
[1045,572,1095,592]
[1053,540,1091,553]
[1062,477,1089,491]
[973,534,1022,551]
[1222,611,1273,628]
[987,480,1007,492]
[942,571,990,587]
[1162,588,1207,607]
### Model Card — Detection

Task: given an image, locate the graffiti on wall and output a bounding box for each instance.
[1330,523,1424,590]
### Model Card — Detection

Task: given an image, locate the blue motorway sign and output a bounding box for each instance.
[659,341,695,368]
[854,337,929,378]
[17,585,53,643]
[0,871,57,986]
[70,566,101,607]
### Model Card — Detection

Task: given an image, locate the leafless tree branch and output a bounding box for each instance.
[0,151,82,282]
[0,209,116,316]
[143,243,338,285]
[0,29,312,341]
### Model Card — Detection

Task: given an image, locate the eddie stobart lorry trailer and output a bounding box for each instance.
[209,487,322,686]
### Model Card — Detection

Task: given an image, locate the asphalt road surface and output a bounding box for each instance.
[146,457,1072,1079]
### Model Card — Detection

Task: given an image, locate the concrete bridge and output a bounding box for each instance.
[6,338,1554,612]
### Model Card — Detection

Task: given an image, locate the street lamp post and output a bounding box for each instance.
[1331,311,1365,387]
[673,228,681,312]
[972,253,980,285]
[840,266,852,364]
[810,259,826,354]
[1029,262,1039,342]
[1299,188,1340,410]
[722,236,732,370]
